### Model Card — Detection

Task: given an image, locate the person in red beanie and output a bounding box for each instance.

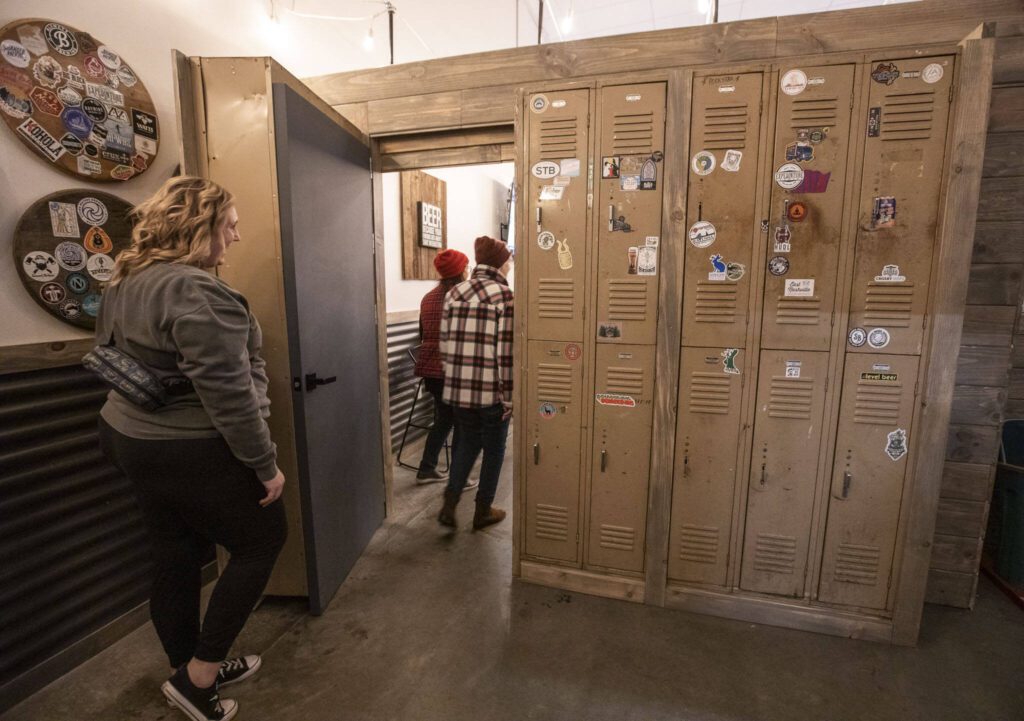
[413,249,471,484]
[437,236,514,529]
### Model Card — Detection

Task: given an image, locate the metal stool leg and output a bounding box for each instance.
[396,378,425,471]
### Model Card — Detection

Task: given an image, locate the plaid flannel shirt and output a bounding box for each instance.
[414,283,446,379]
[440,265,514,409]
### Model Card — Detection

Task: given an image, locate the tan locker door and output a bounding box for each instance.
[524,340,585,563]
[818,353,919,609]
[526,89,591,341]
[668,347,746,586]
[683,73,764,348]
[595,83,666,346]
[762,65,856,351]
[740,350,830,597]
[587,343,656,573]
[847,56,955,356]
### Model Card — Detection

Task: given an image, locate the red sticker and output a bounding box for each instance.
[564,343,581,361]
[595,393,636,408]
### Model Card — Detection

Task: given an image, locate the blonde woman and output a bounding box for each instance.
[97,176,285,721]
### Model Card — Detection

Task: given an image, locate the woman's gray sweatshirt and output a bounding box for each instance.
[96,262,277,481]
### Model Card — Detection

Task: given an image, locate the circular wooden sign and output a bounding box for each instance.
[14,189,133,330]
[0,18,159,182]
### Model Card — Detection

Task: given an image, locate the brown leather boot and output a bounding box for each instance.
[438,489,460,527]
[473,502,506,530]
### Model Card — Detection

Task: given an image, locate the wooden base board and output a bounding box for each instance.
[664,584,895,644]
[982,558,1024,610]
[519,561,646,603]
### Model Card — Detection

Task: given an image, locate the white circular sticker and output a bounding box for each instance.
[1,39,31,68]
[781,69,808,96]
[55,242,87,271]
[848,327,867,347]
[22,251,59,281]
[922,63,944,84]
[530,94,548,113]
[77,197,108,225]
[867,328,891,349]
[531,161,560,179]
[97,45,121,70]
[688,220,717,248]
[691,151,716,176]
[774,162,805,190]
[87,253,114,281]
[537,231,556,250]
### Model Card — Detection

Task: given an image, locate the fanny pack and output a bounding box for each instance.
[82,345,194,411]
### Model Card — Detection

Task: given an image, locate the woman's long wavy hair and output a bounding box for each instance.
[110,176,234,285]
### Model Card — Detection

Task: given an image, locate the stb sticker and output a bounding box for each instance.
[539,402,557,419]
[691,150,716,176]
[885,428,908,461]
[848,327,867,347]
[537,231,555,251]
[722,348,740,375]
[774,163,804,190]
[530,94,548,113]
[867,328,891,349]
[922,63,944,84]
[784,279,815,297]
[531,160,560,179]
[596,393,636,408]
[721,149,742,172]
[875,264,906,282]
[780,69,808,96]
[688,220,716,248]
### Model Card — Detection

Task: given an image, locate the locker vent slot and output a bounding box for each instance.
[605,366,644,397]
[535,504,569,542]
[775,296,821,325]
[881,91,935,141]
[854,380,903,425]
[790,97,839,127]
[753,533,797,574]
[864,282,915,327]
[612,111,654,154]
[688,372,732,414]
[537,278,575,319]
[679,524,718,564]
[834,543,881,585]
[694,281,739,323]
[701,104,749,149]
[599,524,636,552]
[539,117,580,159]
[768,377,814,419]
[537,364,573,403]
[608,279,648,321]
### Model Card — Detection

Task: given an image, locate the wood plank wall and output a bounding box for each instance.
[926,30,1024,607]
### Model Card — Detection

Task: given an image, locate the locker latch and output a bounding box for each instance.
[600,449,608,472]
[836,470,852,500]
[533,443,540,465]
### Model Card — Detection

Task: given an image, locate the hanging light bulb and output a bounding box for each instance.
[362,25,375,51]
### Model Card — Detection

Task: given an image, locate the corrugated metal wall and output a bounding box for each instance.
[387,315,433,449]
[0,365,152,709]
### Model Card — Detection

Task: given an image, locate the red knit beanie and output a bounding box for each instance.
[474,235,511,268]
[433,249,468,279]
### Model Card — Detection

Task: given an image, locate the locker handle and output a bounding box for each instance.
[607,204,614,231]
[533,443,540,465]
[836,470,852,500]
[601,449,607,472]
[759,463,767,488]
[535,206,542,232]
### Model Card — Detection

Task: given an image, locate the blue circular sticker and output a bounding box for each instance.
[65,272,90,294]
[81,293,101,317]
[61,107,93,139]
[539,402,557,419]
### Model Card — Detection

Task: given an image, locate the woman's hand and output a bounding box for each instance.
[260,468,286,507]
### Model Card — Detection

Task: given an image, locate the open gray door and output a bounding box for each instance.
[273,83,386,615]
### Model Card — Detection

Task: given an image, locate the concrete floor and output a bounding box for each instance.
[8,432,1024,721]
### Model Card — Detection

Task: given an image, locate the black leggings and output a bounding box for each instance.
[99,419,287,667]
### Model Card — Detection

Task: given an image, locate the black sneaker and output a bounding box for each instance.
[162,665,238,721]
[218,655,261,687]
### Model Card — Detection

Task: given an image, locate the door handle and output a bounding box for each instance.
[600,449,607,472]
[533,443,540,465]
[607,204,614,231]
[836,470,852,500]
[535,206,542,232]
[759,463,767,489]
[304,373,337,392]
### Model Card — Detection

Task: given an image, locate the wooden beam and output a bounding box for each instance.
[994,35,1024,84]
[940,461,997,501]
[959,305,1017,345]
[377,126,513,155]
[972,222,1024,263]
[892,34,995,646]
[925,568,979,608]
[966,263,1024,305]
[0,338,94,375]
[982,132,1024,177]
[954,345,1012,387]
[989,86,1024,132]
[946,423,1001,463]
[171,50,202,175]
[371,142,396,517]
[380,145,513,173]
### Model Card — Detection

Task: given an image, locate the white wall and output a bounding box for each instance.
[383,163,514,313]
[0,0,373,348]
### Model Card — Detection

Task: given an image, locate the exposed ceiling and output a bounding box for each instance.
[264,0,918,78]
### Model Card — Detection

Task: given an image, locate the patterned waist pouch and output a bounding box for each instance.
[82,345,193,411]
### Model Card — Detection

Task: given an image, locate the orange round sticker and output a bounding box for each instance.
[787,201,808,223]
[83,226,113,253]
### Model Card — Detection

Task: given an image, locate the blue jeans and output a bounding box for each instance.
[418,377,454,473]
[447,404,510,506]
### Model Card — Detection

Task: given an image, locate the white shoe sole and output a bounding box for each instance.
[218,655,262,687]
[161,681,238,721]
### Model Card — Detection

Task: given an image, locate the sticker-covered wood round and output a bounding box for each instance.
[14,189,133,330]
[0,18,159,182]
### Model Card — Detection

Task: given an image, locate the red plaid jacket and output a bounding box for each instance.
[414,283,446,379]
[440,265,514,409]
